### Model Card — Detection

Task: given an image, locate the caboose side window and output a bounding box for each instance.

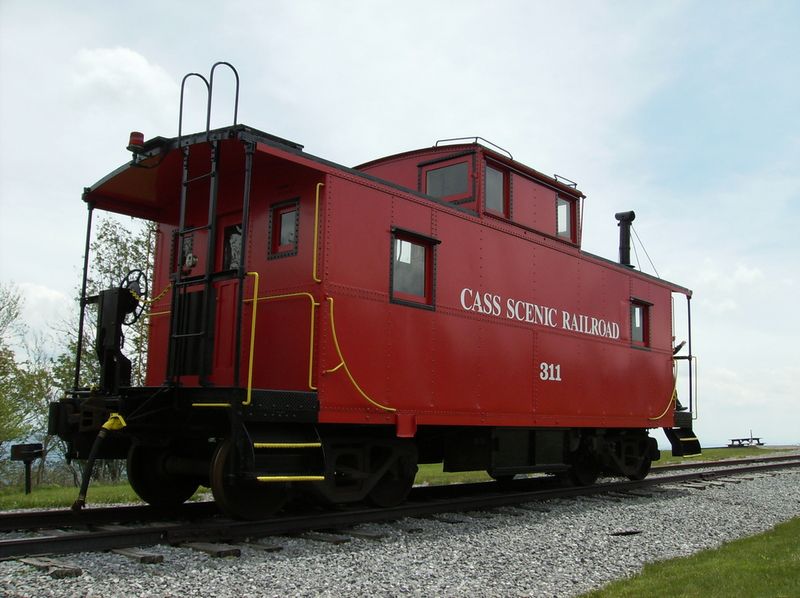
[485,164,507,216]
[556,196,574,241]
[269,199,299,258]
[426,162,469,199]
[630,301,650,347]
[394,239,426,297]
[390,228,439,308]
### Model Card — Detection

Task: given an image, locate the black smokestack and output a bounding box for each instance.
[614,211,636,267]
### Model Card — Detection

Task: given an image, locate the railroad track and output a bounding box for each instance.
[2,455,799,562]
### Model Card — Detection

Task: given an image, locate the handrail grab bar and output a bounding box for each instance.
[207,62,240,132]
[178,73,210,146]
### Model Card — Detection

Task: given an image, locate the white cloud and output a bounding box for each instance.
[696,260,764,295]
[69,47,177,114]
[17,282,72,332]
[66,47,178,142]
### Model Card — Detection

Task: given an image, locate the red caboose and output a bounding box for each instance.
[49,65,699,518]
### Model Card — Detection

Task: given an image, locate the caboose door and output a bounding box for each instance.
[209,212,244,386]
[166,212,244,387]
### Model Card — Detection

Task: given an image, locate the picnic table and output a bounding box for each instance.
[728,437,764,448]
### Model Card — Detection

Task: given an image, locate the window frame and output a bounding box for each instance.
[268,198,300,259]
[389,227,440,310]
[556,195,576,242]
[221,222,243,271]
[420,157,473,204]
[483,161,510,218]
[630,299,652,348]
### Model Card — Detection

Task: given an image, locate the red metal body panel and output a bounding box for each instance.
[511,172,560,236]
[87,128,688,437]
[313,169,677,430]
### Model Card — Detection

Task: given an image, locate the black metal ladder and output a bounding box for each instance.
[166,62,242,385]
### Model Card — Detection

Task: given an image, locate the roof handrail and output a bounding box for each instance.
[207,62,240,132]
[178,72,210,147]
[554,173,578,189]
[435,136,513,160]
[177,62,241,147]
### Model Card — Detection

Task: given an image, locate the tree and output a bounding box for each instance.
[82,215,157,386]
[49,214,157,485]
[0,283,33,450]
[0,284,58,487]
[0,214,157,488]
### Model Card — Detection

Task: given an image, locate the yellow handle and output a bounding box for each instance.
[102,412,127,431]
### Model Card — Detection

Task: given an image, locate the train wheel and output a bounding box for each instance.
[210,438,288,520]
[561,455,600,487]
[127,445,199,508]
[367,452,418,508]
[626,455,652,481]
[569,461,600,486]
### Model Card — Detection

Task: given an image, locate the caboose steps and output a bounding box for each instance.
[664,426,702,457]
[248,429,326,483]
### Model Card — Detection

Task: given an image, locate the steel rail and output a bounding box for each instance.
[650,452,800,473]
[2,453,790,532]
[2,458,799,560]
[0,501,218,533]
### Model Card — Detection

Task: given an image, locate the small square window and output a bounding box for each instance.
[222,223,242,270]
[485,165,506,216]
[557,197,573,240]
[279,211,296,246]
[269,200,299,258]
[391,230,438,308]
[631,301,650,347]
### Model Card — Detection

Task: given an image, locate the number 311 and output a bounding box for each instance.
[539,362,562,382]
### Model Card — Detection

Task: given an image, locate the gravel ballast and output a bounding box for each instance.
[2,467,799,597]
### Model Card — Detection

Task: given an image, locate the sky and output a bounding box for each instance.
[1,0,798,448]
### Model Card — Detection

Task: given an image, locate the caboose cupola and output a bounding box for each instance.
[356,140,586,246]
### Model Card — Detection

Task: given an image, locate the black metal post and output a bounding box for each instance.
[197,140,220,383]
[11,443,43,494]
[233,141,254,386]
[23,461,32,494]
[74,198,95,389]
[687,295,693,413]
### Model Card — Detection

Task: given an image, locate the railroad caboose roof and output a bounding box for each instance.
[84,124,487,222]
[83,124,691,297]
[85,125,585,221]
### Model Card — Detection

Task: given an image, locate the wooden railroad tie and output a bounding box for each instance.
[19,557,82,579]
[181,542,241,557]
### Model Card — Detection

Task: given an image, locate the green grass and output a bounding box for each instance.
[0,483,142,510]
[583,516,800,597]
[414,462,494,486]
